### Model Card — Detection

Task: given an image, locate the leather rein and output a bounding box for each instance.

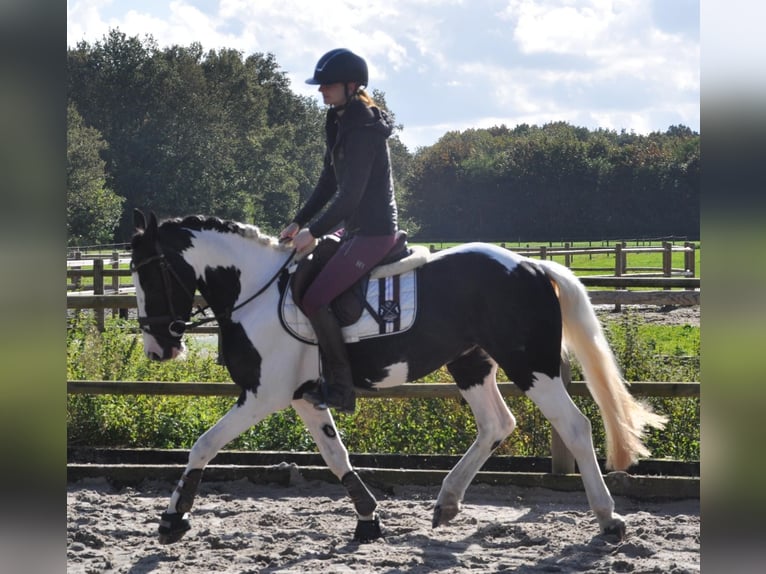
[132,241,296,338]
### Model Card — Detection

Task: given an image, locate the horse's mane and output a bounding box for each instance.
[161,215,287,250]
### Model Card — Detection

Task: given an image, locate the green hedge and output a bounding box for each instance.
[67,315,699,460]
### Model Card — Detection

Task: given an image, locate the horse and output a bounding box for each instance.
[129,209,666,545]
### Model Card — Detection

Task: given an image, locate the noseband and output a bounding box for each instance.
[131,243,205,339]
[132,240,296,339]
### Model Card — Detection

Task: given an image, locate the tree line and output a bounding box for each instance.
[67,30,699,246]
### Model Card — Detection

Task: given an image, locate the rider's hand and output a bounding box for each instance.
[292,228,316,255]
[279,222,300,243]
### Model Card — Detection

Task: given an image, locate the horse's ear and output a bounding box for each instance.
[147,212,159,235]
[134,209,147,231]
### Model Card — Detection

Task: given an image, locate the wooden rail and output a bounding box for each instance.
[66,243,699,327]
[66,286,699,315]
[66,243,699,289]
[67,380,700,399]
[68,378,699,476]
[429,241,697,277]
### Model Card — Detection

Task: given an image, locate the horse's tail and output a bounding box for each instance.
[538,259,667,471]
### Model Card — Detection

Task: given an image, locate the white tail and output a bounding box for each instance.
[538,260,667,470]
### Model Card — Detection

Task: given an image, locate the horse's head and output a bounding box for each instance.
[130,209,197,361]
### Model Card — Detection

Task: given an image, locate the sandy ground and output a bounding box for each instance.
[594,304,699,327]
[67,475,699,573]
[67,304,699,572]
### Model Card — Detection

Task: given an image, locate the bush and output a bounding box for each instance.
[66,312,699,460]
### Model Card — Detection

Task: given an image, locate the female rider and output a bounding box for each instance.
[280,48,399,414]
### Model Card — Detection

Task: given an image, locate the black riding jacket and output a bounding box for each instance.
[293,98,398,238]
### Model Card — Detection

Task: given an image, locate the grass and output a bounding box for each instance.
[631,323,699,357]
[416,240,701,279]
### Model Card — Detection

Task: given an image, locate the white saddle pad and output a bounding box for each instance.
[280,270,417,344]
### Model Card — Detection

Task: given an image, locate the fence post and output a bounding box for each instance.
[539,245,547,260]
[73,250,82,291]
[564,242,571,268]
[551,357,576,475]
[662,242,672,290]
[684,242,696,283]
[93,258,105,331]
[111,251,120,319]
[621,241,628,274]
[614,243,623,312]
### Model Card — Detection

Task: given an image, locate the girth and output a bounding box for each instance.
[290,231,410,327]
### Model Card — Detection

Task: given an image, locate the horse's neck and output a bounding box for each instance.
[183,229,286,300]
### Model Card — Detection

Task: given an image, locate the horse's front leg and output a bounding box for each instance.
[292,399,382,542]
[159,391,268,544]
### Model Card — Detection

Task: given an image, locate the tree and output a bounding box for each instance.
[68,33,328,238]
[66,103,124,246]
[404,122,699,241]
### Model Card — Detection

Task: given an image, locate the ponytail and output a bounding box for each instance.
[355,87,376,107]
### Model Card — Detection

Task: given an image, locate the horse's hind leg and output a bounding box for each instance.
[433,348,517,527]
[525,372,625,538]
[292,399,382,542]
[159,391,272,544]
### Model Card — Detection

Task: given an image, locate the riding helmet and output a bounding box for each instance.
[306,48,368,86]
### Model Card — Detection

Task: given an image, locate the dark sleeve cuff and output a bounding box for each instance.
[307,222,325,238]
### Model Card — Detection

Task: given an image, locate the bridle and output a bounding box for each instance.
[131,242,203,339]
[131,240,296,339]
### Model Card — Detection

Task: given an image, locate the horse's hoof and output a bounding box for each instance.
[353,514,383,543]
[601,517,626,541]
[432,505,441,528]
[432,503,459,528]
[158,511,191,544]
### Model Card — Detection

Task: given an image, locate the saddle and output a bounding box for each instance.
[290,231,410,326]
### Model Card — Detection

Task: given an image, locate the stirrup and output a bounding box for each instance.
[302,379,331,410]
[302,378,355,414]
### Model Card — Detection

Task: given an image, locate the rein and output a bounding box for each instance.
[215,248,296,324]
[133,242,296,337]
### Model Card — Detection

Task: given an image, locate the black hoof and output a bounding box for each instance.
[602,520,626,541]
[158,511,191,544]
[432,505,442,528]
[353,514,383,543]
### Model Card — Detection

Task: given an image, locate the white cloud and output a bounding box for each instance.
[67,0,112,46]
[67,0,700,149]
[507,0,615,55]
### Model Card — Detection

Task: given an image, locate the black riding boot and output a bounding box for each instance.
[302,305,356,414]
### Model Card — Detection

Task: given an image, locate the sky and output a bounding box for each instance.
[67,0,700,150]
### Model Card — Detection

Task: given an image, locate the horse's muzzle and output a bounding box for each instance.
[146,344,184,361]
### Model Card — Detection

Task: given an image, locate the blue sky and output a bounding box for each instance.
[67,0,701,150]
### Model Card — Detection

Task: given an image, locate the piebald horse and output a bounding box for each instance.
[130,210,665,544]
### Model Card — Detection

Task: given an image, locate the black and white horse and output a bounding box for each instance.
[130,210,665,544]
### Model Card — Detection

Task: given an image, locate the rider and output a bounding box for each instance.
[279,48,399,414]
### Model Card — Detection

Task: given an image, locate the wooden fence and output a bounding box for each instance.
[67,242,697,288]
[66,242,699,329]
[428,241,697,279]
[68,376,700,476]
[67,242,700,475]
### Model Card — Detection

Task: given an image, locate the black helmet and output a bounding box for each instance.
[306,48,368,86]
